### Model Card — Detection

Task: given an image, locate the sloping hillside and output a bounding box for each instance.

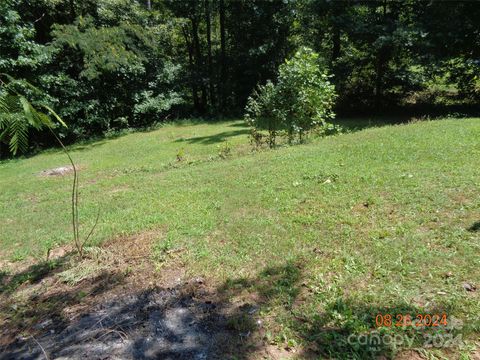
[1,118,479,359]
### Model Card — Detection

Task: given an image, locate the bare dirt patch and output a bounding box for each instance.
[471,350,480,360]
[39,166,75,176]
[0,230,271,359]
[394,350,425,360]
[1,279,245,359]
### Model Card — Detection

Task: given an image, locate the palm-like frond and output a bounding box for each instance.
[0,94,19,113]
[40,104,67,128]
[0,75,67,155]
[0,96,7,113]
[7,115,29,155]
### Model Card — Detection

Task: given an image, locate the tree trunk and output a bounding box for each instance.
[146,0,151,11]
[182,26,200,112]
[374,0,390,110]
[331,3,341,64]
[191,17,206,114]
[219,0,227,112]
[374,50,386,110]
[205,0,216,109]
[331,26,340,64]
[69,0,75,21]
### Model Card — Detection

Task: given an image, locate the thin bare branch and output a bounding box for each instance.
[30,336,49,360]
[83,208,101,247]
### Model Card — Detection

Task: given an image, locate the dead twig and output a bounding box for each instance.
[31,335,49,360]
[96,328,129,342]
[83,208,101,248]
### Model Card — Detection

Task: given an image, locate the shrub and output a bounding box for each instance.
[245,80,282,148]
[245,47,337,147]
[277,47,337,142]
[133,90,183,126]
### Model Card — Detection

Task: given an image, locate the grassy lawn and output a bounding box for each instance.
[1,117,479,358]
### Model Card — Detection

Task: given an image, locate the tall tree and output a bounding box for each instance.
[182,24,201,112]
[205,0,215,108]
[191,15,207,113]
[219,0,227,112]
[225,0,293,109]
[69,0,75,21]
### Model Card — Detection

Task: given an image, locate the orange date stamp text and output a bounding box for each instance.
[375,313,448,328]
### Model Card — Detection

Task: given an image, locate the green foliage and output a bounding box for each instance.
[0,2,45,75]
[245,48,337,147]
[276,47,336,140]
[0,76,66,155]
[176,147,185,162]
[222,0,294,110]
[40,16,182,137]
[447,58,480,101]
[217,141,232,159]
[1,0,479,153]
[245,81,281,147]
[134,89,184,126]
[297,0,480,110]
[50,18,144,81]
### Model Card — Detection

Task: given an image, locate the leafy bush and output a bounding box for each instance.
[276,47,337,141]
[245,47,337,147]
[133,87,183,126]
[245,80,281,148]
[0,76,66,155]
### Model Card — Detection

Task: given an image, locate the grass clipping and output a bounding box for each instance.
[57,247,119,285]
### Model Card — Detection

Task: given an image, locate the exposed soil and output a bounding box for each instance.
[0,231,267,360]
[1,231,477,359]
[1,282,238,360]
[39,166,75,176]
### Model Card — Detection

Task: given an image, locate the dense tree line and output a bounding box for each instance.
[0,0,479,151]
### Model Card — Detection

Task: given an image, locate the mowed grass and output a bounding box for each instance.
[1,118,479,357]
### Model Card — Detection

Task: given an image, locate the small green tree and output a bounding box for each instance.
[245,47,337,147]
[0,75,97,259]
[277,47,337,142]
[245,81,282,148]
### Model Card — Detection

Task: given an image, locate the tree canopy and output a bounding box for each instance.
[1,0,479,154]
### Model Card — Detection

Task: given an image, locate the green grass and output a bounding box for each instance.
[1,117,479,358]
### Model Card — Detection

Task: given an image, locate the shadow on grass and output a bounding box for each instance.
[468,221,480,232]
[228,121,249,128]
[0,258,464,359]
[175,129,250,145]
[68,140,108,152]
[332,117,405,132]
[0,266,256,359]
[0,269,125,354]
[219,261,460,359]
[291,300,458,359]
[0,258,67,295]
